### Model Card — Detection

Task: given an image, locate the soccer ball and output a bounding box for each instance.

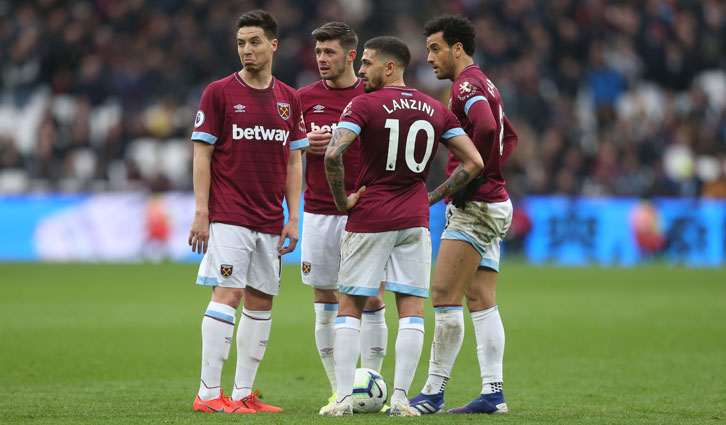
[352,368,388,413]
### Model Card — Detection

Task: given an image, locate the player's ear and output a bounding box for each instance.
[347,49,357,64]
[270,38,279,52]
[453,42,463,57]
[385,60,395,76]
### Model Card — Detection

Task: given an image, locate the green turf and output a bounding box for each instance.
[0,262,724,424]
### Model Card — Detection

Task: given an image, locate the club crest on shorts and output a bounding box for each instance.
[277,102,290,120]
[220,264,233,278]
[302,261,311,275]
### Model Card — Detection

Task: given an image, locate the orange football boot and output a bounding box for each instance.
[231,390,283,412]
[193,389,255,413]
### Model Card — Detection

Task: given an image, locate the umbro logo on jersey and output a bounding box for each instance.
[313,104,325,113]
[232,124,290,144]
[233,104,246,112]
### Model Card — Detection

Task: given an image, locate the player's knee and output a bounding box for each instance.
[314,288,339,304]
[243,287,274,311]
[430,284,457,305]
[364,295,384,310]
[396,295,424,318]
[465,293,496,311]
[212,287,244,309]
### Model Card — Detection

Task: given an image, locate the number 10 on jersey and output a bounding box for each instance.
[384,119,435,173]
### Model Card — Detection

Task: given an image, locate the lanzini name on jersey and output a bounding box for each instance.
[382,98,435,117]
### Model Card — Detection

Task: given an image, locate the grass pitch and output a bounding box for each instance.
[0,262,724,424]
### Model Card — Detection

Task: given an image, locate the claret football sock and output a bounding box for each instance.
[422,306,464,395]
[314,302,338,392]
[470,306,505,390]
[361,305,387,372]
[392,317,424,404]
[333,316,361,402]
[199,301,236,400]
[232,308,271,401]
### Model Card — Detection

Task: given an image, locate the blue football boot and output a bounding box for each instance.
[448,392,508,414]
[409,392,446,414]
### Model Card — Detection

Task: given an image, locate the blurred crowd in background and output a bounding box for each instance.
[0,0,725,198]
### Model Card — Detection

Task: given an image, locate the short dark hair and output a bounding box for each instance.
[312,21,358,52]
[363,36,411,69]
[236,9,278,41]
[423,14,475,56]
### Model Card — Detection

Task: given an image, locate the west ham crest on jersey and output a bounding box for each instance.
[302,261,311,275]
[220,264,233,278]
[277,102,290,120]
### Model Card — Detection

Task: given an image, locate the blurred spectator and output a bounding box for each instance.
[0,0,724,197]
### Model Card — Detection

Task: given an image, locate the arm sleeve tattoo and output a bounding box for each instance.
[428,164,472,205]
[324,128,358,211]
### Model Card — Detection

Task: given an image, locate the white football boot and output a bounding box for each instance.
[389,399,421,417]
[319,396,353,416]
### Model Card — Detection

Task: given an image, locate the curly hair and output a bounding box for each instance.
[423,14,475,56]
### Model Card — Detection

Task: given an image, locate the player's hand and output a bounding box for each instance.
[340,186,366,212]
[188,212,210,254]
[452,175,487,209]
[278,218,299,255]
[304,129,331,155]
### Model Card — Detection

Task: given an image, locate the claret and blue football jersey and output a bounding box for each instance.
[191,73,308,234]
[337,86,465,233]
[447,64,517,203]
[298,78,364,215]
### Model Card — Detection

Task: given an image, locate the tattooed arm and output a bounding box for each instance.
[428,134,484,206]
[325,127,366,212]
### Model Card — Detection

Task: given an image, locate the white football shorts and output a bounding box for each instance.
[196,222,282,295]
[442,199,513,272]
[338,227,431,298]
[300,212,347,290]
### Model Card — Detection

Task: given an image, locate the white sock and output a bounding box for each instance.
[232,308,272,400]
[360,306,387,372]
[314,302,338,392]
[333,316,361,402]
[470,305,505,394]
[391,316,424,404]
[422,306,464,395]
[198,301,236,400]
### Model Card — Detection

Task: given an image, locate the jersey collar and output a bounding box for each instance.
[321,78,363,90]
[234,72,276,89]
